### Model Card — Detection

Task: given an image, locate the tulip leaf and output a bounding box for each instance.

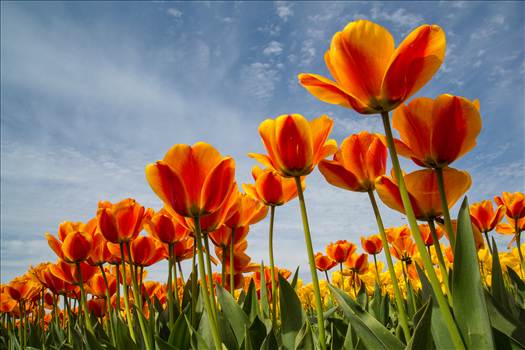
[291,266,300,289]
[248,316,268,350]
[243,279,260,323]
[329,285,404,350]
[260,329,279,350]
[279,274,306,350]
[484,290,525,348]
[241,325,253,350]
[168,312,190,349]
[491,238,518,318]
[156,336,178,350]
[405,300,433,350]
[259,262,270,319]
[216,284,249,345]
[415,263,455,350]
[452,197,494,349]
[356,280,368,310]
[184,315,210,350]
[294,318,314,350]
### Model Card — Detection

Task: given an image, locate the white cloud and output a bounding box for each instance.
[275,1,293,21]
[370,5,423,32]
[239,62,280,100]
[262,41,283,56]
[167,7,182,18]
[257,23,281,36]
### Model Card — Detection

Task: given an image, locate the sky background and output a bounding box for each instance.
[2,1,524,283]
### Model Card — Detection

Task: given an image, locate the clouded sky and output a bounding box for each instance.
[1,1,524,283]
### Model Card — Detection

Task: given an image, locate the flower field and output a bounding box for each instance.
[1,18,525,350]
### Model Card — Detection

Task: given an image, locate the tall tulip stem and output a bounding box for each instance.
[193,216,222,350]
[119,244,137,342]
[75,263,94,334]
[268,205,277,324]
[381,112,465,350]
[435,166,456,249]
[367,190,411,340]
[294,176,326,350]
[484,231,493,255]
[167,243,175,328]
[203,234,219,323]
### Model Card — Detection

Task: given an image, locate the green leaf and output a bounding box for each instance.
[295,318,314,350]
[156,336,178,350]
[485,291,525,348]
[260,329,278,350]
[216,284,249,345]
[243,279,260,323]
[329,285,404,350]
[416,263,454,350]
[279,274,306,350]
[168,312,191,350]
[259,262,270,319]
[185,315,210,350]
[241,325,253,350]
[452,197,495,349]
[291,266,300,289]
[356,280,368,310]
[248,316,268,350]
[405,300,433,350]
[491,238,518,318]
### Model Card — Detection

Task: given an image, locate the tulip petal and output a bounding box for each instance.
[310,115,336,164]
[46,233,65,261]
[318,160,362,192]
[146,162,191,217]
[275,114,313,175]
[201,157,236,215]
[382,24,446,107]
[298,73,373,113]
[375,175,411,216]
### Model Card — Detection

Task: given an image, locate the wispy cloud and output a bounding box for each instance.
[262,40,283,56]
[275,1,293,21]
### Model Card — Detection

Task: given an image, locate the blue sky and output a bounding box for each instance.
[1,1,524,283]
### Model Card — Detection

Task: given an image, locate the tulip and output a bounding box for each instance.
[344,253,369,295]
[298,20,445,114]
[243,166,304,206]
[470,200,505,254]
[315,253,337,273]
[326,240,355,264]
[145,208,190,245]
[319,131,387,192]
[361,235,383,283]
[375,168,471,221]
[46,220,95,263]
[97,198,148,244]
[146,142,236,218]
[249,114,337,177]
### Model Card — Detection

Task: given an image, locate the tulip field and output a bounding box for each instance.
[2,18,525,350]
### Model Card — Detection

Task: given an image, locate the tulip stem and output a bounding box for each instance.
[381,112,465,350]
[221,246,227,288]
[367,190,411,341]
[294,176,326,350]
[167,243,175,328]
[372,254,380,286]
[75,263,94,334]
[483,231,493,255]
[230,228,235,295]
[435,167,456,250]
[119,243,137,343]
[178,261,185,283]
[124,242,153,350]
[268,205,277,325]
[204,234,219,324]
[100,266,116,346]
[427,219,452,305]
[193,216,222,350]
[190,243,197,326]
[172,246,180,313]
[324,271,330,284]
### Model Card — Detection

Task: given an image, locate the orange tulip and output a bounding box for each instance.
[385,226,411,243]
[494,192,525,219]
[319,131,387,192]
[225,193,268,229]
[145,208,190,244]
[470,200,505,233]
[209,225,249,248]
[438,220,485,251]
[249,114,337,177]
[172,238,194,263]
[97,198,149,243]
[5,276,40,302]
[390,235,417,262]
[242,166,304,206]
[87,232,113,266]
[130,236,165,267]
[360,234,383,254]
[146,142,236,218]
[298,20,445,114]
[496,216,525,236]
[50,260,97,285]
[87,299,106,318]
[214,240,259,275]
[0,292,17,313]
[392,95,481,168]
[418,223,443,247]
[46,220,94,263]
[315,253,337,272]
[326,240,356,263]
[86,272,117,298]
[375,168,471,220]
[345,253,369,274]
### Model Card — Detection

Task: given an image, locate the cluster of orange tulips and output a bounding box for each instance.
[1,19,524,350]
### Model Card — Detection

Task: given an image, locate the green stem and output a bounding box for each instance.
[381,112,465,349]
[324,270,330,284]
[119,243,137,342]
[294,176,326,350]
[367,190,411,340]
[167,243,175,328]
[194,216,223,350]
[100,266,116,346]
[75,263,94,334]
[268,205,278,325]
[435,166,456,250]
[204,234,219,324]
[178,261,185,284]
[483,231,493,255]
[372,254,381,286]
[221,245,227,288]
[191,243,197,327]
[339,263,344,290]
[428,219,452,305]
[115,264,121,310]
[230,227,235,295]
[172,245,180,313]
[125,242,153,350]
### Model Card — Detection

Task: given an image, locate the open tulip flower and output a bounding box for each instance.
[375,168,471,221]
[146,142,236,218]
[50,260,98,286]
[319,131,387,192]
[298,20,445,114]
[243,166,304,206]
[46,220,96,263]
[225,192,268,229]
[392,95,482,168]
[495,192,525,220]
[361,235,383,255]
[145,208,190,245]
[326,240,356,264]
[345,253,369,275]
[97,198,149,244]
[249,114,337,177]
[470,200,506,234]
[315,253,337,272]
[438,219,485,251]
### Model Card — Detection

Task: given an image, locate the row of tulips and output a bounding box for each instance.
[2,18,525,350]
